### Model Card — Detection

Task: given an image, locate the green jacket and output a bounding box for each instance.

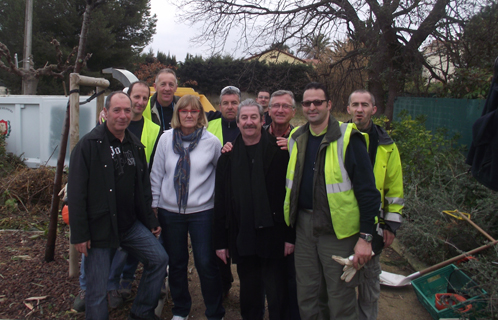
[141,117,160,164]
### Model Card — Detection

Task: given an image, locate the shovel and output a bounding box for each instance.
[380,213,497,287]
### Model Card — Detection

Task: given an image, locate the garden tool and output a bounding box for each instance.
[379,239,498,287]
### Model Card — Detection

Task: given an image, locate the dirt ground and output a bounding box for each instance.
[0,226,431,319]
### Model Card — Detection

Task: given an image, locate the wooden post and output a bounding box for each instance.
[68,73,109,278]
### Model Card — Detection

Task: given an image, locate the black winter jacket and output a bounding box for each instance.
[213,131,295,263]
[68,124,159,248]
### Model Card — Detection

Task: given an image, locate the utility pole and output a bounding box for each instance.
[22,0,34,94]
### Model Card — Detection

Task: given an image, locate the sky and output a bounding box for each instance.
[145,0,241,62]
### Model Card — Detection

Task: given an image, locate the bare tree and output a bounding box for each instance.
[0,39,77,94]
[172,0,484,120]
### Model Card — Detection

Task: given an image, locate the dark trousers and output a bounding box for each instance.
[237,255,289,320]
[217,256,233,294]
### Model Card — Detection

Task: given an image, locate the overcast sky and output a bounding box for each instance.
[145,0,241,62]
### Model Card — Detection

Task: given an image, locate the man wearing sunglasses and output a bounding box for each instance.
[207,86,241,145]
[284,82,380,320]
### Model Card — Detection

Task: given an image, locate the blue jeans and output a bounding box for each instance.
[84,220,168,320]
[158,208,225,320]
[107,248,140,291]
[80,250,140,291]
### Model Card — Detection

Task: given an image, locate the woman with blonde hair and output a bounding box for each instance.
[150,95,225,320]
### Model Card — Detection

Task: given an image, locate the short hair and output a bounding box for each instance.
[303,82,330,101]
[257,89,270,96]
[128,81,150,97]
[236,99,264,122]
[270,90,296,108]
[105,91,131,110]
[155,68,177,84]
[171,95,208,130]
[348,89,376,106]
[220,86,241,102]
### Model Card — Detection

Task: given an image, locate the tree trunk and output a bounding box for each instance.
[44,105,70,262]
[74,2,93,74]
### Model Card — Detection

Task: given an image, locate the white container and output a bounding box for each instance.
[0,95,97,168]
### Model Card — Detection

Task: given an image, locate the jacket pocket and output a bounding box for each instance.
[88,209,112,244]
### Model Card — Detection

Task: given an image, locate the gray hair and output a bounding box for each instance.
[155,68,178,84]
[105,91,131,110]
[270,90,296,108]
[236,99,264,122]
[348,89,376,106]
[220,86,241,102]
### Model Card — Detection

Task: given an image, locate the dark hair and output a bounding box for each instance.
[304,82,330,101]
[105,91,131,110]
[257,89,270,96]
[128,81,150,97]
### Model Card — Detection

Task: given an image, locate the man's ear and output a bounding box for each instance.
[347,105,352,115]
[372,106,377,115]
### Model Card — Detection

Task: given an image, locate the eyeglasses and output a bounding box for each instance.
[302,100,327,107]
[221,86,241,95]
[270,103,293,110]
[179,109,200,115]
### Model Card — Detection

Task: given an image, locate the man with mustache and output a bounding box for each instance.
[214,99,295,319]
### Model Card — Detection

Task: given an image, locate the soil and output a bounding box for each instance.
[0,224,432,319]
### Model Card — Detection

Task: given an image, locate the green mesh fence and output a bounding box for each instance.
[393,97,486,148]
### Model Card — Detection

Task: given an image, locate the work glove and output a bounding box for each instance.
[332,253,373,282]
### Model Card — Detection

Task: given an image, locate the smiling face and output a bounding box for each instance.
[347,91,377,131]
[129,83,150,119]
[104,93,132,138]
[220,94,240,121]
[269,94,295,126]
[154,72,178,106]
[302,88,331,127]
[237,105,262,142]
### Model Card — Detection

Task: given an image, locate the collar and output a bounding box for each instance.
[268,123,292,137]
[221,116,238,129]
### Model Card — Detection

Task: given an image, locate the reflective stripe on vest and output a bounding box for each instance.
[326,123,352,194]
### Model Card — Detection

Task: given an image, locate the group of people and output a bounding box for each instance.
[68,68,404,320]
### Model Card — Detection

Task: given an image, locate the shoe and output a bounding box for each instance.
[72,289,85,312]
[128,312,161,320]
[119,278,134,301]
[171,316,187,320]
[107,289,124,309]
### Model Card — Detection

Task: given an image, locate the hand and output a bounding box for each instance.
[353,238,373,269]
[98,110,106,124]
[221,142,233,153]
[284,242,295,256]
[151,226,161,238]
[75,240,91,257]
[216,249,229,264]
[383,229,395,248]
[276,137,288,150]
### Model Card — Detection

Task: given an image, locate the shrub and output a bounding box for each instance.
[380,112,498,318]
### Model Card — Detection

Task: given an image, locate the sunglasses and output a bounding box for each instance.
[301,100,327,107]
